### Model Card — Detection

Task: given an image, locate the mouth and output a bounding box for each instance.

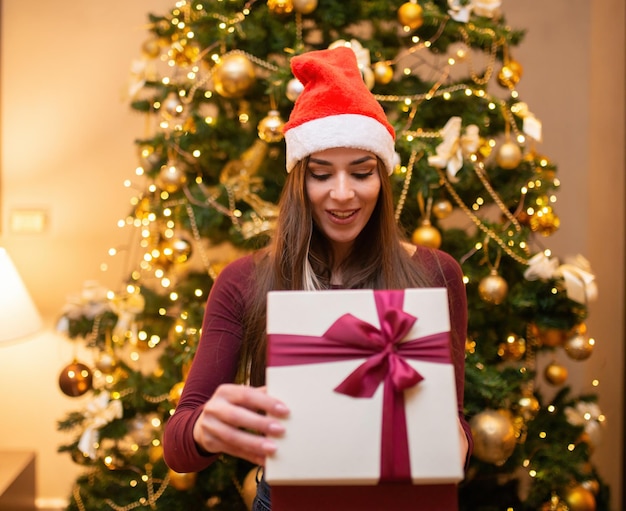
[328,209,358,220]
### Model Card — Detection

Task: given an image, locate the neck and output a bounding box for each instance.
[330,270,343,286]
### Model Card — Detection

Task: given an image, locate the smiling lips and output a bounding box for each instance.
[328,209,359,222]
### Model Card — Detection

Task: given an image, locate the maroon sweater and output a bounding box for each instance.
[163,246,472,474]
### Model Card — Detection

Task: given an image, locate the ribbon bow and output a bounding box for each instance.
[109,291,146,339]
[524,252,598,304]
[428,117,480,182]
[557,256,598,304]
[78,391,123,459]
[524,252,559,281]
[61,280,111,321]
[447,0,501,21]
[267,291,451,482]
[325,299,422,398]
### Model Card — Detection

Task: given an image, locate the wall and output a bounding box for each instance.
[0,1,173,508]
[505,1,626,507]
[1,0,624,508]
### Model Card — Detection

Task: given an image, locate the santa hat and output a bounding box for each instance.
[283,46,396,175]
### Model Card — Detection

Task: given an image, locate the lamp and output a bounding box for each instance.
[0,247,42,343]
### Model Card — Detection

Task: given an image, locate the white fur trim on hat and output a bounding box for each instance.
[285,113,396,175]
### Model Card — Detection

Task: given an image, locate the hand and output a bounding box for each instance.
[193,384,289,466]
[458,418,470,468]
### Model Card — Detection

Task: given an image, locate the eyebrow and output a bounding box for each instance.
[308,155,377,166]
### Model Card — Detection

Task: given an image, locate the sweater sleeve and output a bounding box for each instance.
[413,246,473,466]
[162,255,255,473]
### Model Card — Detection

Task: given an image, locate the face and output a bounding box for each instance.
[305,147,381,260]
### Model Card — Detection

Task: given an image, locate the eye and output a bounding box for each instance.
[308,170,331,181]
[352,170,375,180]
[307,164,333,180]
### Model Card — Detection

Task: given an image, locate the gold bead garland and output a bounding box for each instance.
[394,149,419,222]
[458,26,499,86]
[436,168,529,265]
[399,120,530,266]
[72,468,170,511]
[473,161,523,233]
[184,202,219,280]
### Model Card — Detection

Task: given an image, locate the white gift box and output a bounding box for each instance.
[265,288,463,486]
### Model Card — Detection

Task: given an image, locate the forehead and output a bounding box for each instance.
[309,147,377,163]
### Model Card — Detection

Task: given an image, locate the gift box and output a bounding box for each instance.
[265,288,463,486]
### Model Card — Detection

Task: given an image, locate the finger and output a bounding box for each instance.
[207,392,286,437]
[216,384,290,418]
[197,414,277,464]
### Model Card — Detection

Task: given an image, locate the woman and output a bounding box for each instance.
[163,46,472,510]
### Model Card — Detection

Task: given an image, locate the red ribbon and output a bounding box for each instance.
[267,290,451,482]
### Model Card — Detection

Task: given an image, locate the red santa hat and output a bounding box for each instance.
[283,46,396,175]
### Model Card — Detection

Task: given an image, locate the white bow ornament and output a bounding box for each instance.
[524,252,560,281]
[428,117,480,182]
[78,391,123,459]
[556,255,598,304]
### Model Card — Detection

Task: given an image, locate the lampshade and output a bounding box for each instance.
[0,247,43,343]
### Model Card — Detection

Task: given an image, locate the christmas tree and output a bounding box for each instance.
[56,1,610,510]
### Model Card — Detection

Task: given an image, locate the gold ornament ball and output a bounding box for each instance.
[293,0,318,14]
[286,78,304,102]
[497,59,524,87]
[498,334,526,361]
[169,39,200,67]
[544,361,568,386]
[138,145,162,170]
[168,469,197,491]
[213,54,256,99]
[398,2,424,30]
[530,323,567,348]
[162,236,193,265]
[540,494,569,511]
[432,198,453,219]
[141,37,161,59]
[156,163,187,193]
[162,92,183,118]
[94,350,117,375]
[581,479,600,496]
[517,395,540,420]
[267,0,294,15]
[478,271,508,305]
[58,361,93,397]
[496,141,522,169]
[258,110,285,143]
[529,207,561,236]
[470,409,517,466]
[373,61,394,85]
[564,331,594,361]
[242,468,258,510]
[563,484,596,511]
[411,220,442,249]
[572,322,588,336]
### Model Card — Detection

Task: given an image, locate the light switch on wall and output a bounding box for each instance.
[9,209,48,234]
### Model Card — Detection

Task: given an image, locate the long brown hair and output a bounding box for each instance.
[238,157,435,386]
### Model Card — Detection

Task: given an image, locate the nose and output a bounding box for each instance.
[329,173,355,201]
